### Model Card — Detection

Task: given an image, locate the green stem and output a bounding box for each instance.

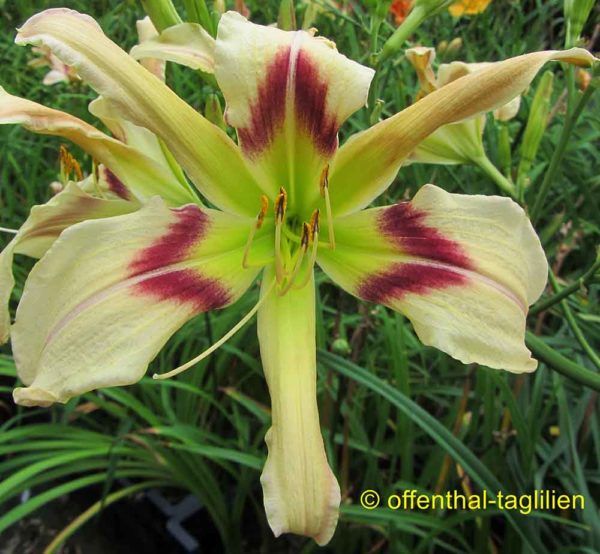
[526,332,600,392]
[529,81,597,223]
[548,271,600,371]
[530,263,600,317]
[472,155,516,198]
[378,4,427,64]
[140,0,182,31]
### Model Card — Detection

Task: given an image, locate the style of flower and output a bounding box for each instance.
[0,8,594,545]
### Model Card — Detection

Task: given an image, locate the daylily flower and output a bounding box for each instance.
[449,0,493,17]
[0,7,595,545]
[390,0,413,25]
[28,44,80,85]
[404,46,525,194]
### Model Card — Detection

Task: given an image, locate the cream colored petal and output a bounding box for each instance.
[130,22,215,73]
[0,182,136,344]
[215,11,374,212]
[135,17,166,80]
[0,87,194,206]
[12,198,265,406]
[329,48,595,215]
[437,60,522,121]
[257,266,340,544]
[16,8,265,215]
[318,185,548,373]
[409,117,486,165]
[406,46,437,95]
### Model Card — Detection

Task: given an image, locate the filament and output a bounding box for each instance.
[0,226,18,234]
[294,210,319,290]
[242,195,269,269]
[274,187,288,283]
[153,278,276,380]
[319,165,336,249]
[278,222,310,296]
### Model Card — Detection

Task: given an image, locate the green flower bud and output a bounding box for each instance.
[517,71,554,190]
[278,0,297,31]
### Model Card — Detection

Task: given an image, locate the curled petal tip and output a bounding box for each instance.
[13,386,60,407]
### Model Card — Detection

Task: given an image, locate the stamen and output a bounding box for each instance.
[278,222,310,296]
[59,145,83,183]
[242,195,269,269]
[0,226,18,234]
[274,187,288,283]
[319,165,336,249]
[153,278,276,380]
[294,210,320,290]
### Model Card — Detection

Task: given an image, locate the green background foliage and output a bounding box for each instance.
[0,0,599,552]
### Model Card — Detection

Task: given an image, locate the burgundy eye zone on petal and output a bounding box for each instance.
[237,44,338,158]
[359,202,474,303]
[102,167,132,200]
[128,205,230,310]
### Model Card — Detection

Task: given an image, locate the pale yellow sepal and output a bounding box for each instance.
[130,21,216,73]
[0,182,136,345]
[0,87,194,206]
[257,266,340,545]
[328,48,596,215]
[12,198,261,406]
[318,184,548,373]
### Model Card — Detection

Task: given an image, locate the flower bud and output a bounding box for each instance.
[564,0,595,47]
[517,71,554,189]
[278,0,297,30]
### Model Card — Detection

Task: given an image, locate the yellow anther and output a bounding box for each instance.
[243,196,271,269]
[300,222,311,249]
[319,165,329,197]
[294,215,320,291]
[309,209,320,240]
[257,195,269,229]
[275,187,288,221]
[59,144,83,182]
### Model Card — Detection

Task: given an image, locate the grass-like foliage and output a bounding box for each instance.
[0,0,599,552]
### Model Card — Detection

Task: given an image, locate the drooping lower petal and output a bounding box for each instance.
[318,184,548,373]
[12,198,266,406]
[0,87,194,206]
[328,48,595,216]
[257,266,340,545]
[214,11,374,212]
[16,8,265,215]
[0,182,136,344]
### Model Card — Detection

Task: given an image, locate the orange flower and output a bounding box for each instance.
[449,0,492,16]
[390,0,413,25]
